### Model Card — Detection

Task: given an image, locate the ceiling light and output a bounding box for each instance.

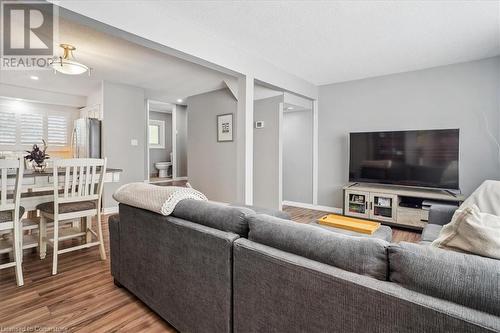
[176,99,183,103]
[287,106,294,110]
[30,75,39,80]
[51,44,89,75]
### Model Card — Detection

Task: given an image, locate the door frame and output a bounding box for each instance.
[146,99,177,182]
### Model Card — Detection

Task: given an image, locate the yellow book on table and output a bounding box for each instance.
[318,214,380,235]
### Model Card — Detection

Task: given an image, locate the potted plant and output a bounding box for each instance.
[25,139,50,172]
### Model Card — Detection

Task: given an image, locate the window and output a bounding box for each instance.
[20,113,43,145]
[47,115,68,146]
[0,99,75,150]
[149,120,165,149]
[0,111,16,145]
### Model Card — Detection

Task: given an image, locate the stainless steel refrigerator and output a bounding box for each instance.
[72,118,102,158]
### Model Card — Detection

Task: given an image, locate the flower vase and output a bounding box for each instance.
[32,161,47,173]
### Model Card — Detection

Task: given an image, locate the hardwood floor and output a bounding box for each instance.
[0,205,420,332]
[283,205,422,243]
[0,216,176,333]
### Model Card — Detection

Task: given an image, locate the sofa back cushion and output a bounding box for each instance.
[389,242,500,316]
[172,199,254,236]
[247,214,389,280]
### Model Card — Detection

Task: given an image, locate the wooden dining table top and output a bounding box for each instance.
[7,167,123,178]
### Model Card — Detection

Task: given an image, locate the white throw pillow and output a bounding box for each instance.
[431,204,500,259]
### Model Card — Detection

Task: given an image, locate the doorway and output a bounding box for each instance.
[146,100,176,183]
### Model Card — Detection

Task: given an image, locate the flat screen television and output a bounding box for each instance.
[349,129,460,190]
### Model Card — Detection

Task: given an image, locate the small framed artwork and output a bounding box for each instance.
[217,113,233,142]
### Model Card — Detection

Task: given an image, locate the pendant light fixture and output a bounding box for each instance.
[51,44,90,75]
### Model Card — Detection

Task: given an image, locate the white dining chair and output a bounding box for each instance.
[0,158,24,286]
[38,158,107,275]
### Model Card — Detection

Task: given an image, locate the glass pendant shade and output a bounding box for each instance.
[51,44,89,75]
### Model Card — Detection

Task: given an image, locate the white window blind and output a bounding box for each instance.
[20,113,44,145]
[0,111,16,145]
[48,115,68,146]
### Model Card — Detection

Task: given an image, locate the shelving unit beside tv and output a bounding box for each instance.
[343,183,464,230]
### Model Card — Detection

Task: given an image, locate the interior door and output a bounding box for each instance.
[344,190,370,218]
[369,192,398,222]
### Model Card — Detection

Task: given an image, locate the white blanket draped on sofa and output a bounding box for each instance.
[432,180,500,259]
[113,182,208,216]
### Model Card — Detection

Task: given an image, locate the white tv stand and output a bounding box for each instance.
[343,183,464,230]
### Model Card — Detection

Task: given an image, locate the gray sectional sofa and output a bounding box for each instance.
[109,200,500,333]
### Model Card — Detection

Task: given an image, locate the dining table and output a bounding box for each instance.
[7,167,123,211]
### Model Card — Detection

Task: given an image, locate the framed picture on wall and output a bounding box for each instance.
[217,113,233,142]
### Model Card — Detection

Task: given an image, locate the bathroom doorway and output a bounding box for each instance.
[146,100,177,183]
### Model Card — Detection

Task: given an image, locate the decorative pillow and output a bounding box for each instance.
[431,204,500,259]
[113,182,207,216]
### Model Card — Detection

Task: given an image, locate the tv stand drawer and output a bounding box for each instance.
[396,207,428,228]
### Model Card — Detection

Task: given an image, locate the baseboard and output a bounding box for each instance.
[103,206,119,215]
[282,201,342,214]
[174,176,188,181]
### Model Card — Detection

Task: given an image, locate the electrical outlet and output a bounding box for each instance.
[255,121,265,129]
[131,139,138,146]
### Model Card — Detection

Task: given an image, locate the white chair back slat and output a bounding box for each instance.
[64,167,70,198]
[90,165,97,196]
[71,166,78,197]
[0,158,24,285]
[78,164,85,196]
[84,164,91,196]
[0,159,23,213]
[52,158,107,205]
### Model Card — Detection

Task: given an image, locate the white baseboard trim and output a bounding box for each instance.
[175,177,188,181]
[282,201,343,214]
[103,206,119,215]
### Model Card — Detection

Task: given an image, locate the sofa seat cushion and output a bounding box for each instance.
[247,214,389,280]
[389,242,500,316]
[172,199,254,236]
[421,224,442,243]
[0,206,25,222]
[37,201,96,214]
[229,203,291,220]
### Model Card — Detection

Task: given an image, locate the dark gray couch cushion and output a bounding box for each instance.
[247,214,389,280]
[389,242,500,316]
[172,199,254,236]
[229,203,291,220]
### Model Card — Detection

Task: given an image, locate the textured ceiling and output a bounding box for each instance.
[151,0,500,85]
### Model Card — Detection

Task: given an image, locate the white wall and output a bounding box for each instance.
[253,95,282,209]
[283,110,313,204]
[318,57,500,208]
[0,83,86,108]
[102,81,146,209]
[187,88,238,202]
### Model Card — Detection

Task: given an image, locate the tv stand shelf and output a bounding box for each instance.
[343,183,464,231]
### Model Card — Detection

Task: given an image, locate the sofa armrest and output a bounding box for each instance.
[428,204,458,226]
[108,214,120,281]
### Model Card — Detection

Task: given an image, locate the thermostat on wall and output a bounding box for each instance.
[255,121,265,129]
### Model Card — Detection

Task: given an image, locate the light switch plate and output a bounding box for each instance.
[255,121,265,129]
[131,139,138,146]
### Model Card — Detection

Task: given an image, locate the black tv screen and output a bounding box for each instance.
[349,129,459,190]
